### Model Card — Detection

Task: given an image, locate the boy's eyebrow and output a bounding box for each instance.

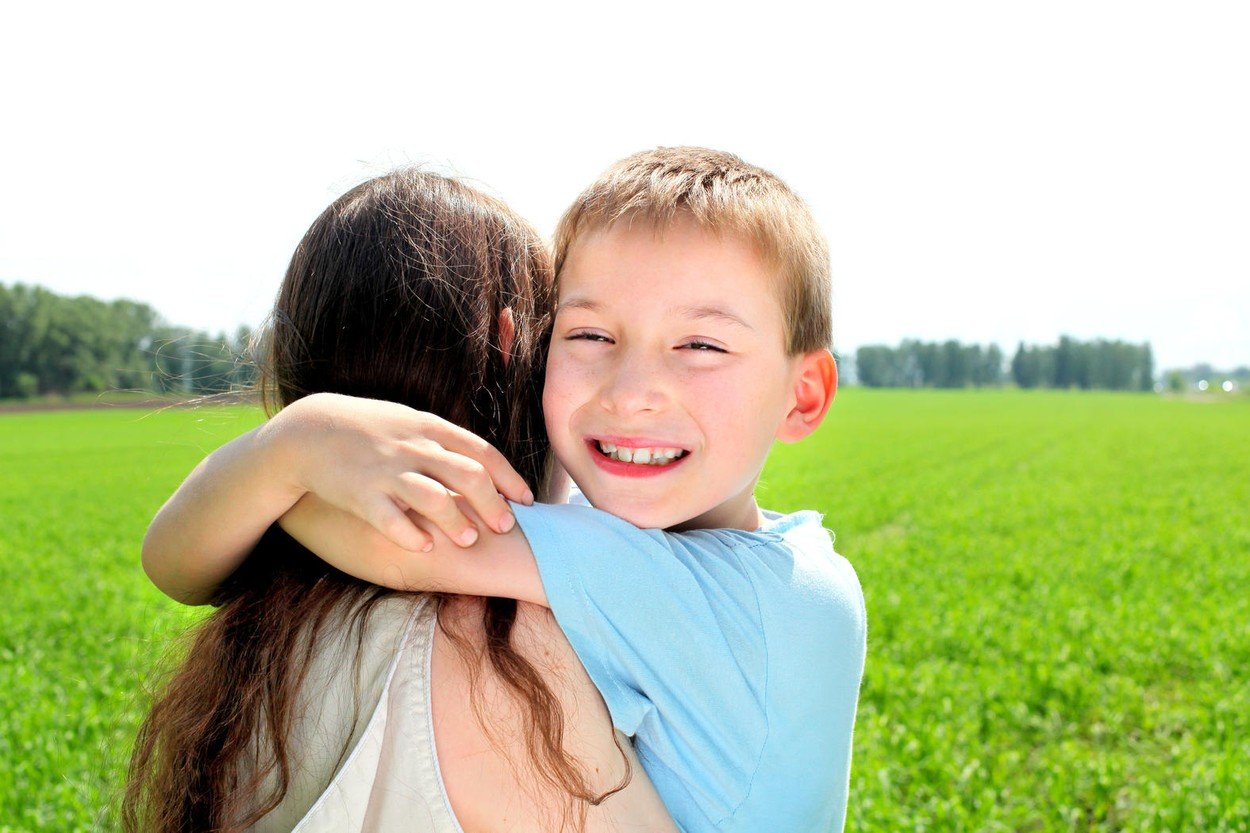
[557,297,755,331]
[556,297,600,313]
[677,305,755,331]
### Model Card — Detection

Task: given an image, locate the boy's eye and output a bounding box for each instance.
[680,340,728,353]
[566,331,613,344]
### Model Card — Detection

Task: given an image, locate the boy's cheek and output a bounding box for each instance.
[697,370,792,445]
[543,353,598,408]
[541,353,572,406]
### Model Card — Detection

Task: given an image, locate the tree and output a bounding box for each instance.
[1055,336,1075,388]
[980,344,1004,386]
[1138,343,1155,391]
[1012,343,1041,389]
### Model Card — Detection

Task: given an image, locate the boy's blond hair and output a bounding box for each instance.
[552,147,831,354]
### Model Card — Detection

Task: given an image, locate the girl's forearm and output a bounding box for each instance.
[141,418,306,605]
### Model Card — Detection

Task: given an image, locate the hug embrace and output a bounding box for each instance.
[126,148,867,832]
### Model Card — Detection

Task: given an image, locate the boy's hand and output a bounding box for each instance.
[277,393,535,553]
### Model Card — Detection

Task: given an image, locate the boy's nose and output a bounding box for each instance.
[598,354,667,416]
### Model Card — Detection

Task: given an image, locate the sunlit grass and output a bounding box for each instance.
[0,406,262,831]
[761,390,1250,831]
[1,391,1247,830]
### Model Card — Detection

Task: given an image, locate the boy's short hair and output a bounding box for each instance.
[552,147,831,354]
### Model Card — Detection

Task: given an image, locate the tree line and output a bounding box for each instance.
[0,281,1168,399]
[855,341,1006,388]
[1010,337,1153,390]
[0,282,255,399]
[1163,363,1249,392]
[855,337,1154,391]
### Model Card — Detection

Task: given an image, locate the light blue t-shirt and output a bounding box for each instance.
[510,501,867,833]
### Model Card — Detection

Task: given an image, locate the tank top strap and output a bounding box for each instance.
[291,595,464,833]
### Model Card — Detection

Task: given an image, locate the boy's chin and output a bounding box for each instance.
[575,488,689,530]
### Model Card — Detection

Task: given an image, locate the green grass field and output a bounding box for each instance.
[1,391,1247,831]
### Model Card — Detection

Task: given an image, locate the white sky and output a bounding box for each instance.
[2,0,1247,370]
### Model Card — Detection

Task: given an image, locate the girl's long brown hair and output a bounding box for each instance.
[123,170,628,831]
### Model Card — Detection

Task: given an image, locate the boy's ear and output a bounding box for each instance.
[498,308,516,367]
[776,349,837,443]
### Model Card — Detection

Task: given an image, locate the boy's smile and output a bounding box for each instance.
[587,436,691,477]
[543,215,806,531]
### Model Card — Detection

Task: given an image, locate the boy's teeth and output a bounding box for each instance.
[597,441,687,466]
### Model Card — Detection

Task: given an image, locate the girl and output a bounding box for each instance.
[124,169,677,832]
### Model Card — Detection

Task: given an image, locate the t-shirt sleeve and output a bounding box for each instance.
[509,501,772,824]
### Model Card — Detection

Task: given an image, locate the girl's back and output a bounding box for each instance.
[434,597,675,833]
[249,593,675,833]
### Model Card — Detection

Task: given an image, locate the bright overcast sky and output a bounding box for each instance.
[2,1,1246,370]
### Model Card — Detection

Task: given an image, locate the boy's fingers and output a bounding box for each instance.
[426,424,534,505]
[367,498,432,553]
[395,472,480,547]
[419,448,516,535]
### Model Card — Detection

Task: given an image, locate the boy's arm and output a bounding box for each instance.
[142,393,533,606]
[141,420,306,605]
[279,494,548,606]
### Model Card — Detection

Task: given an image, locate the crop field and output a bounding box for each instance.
[1,390,1247,831]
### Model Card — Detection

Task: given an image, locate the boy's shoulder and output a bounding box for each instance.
[704,508,863,620]
[516,499,861,618]
[542,495,853,580]
[686,507,853,577]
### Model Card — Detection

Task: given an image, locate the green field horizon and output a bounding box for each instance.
[1,390,1247,831]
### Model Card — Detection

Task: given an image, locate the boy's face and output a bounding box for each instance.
[543,215,803,531]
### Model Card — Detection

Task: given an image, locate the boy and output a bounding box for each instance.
[144,147,866,831]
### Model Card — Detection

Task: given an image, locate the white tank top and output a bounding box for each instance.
[291,596,459,832]
[245,595,461,832]
[248,595,671,833]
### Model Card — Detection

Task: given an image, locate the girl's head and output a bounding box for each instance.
[265,168,556,491]
[125,171,618,833]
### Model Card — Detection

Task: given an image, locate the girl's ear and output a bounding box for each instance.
[498,308,516,368]
[776,349,837,443]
